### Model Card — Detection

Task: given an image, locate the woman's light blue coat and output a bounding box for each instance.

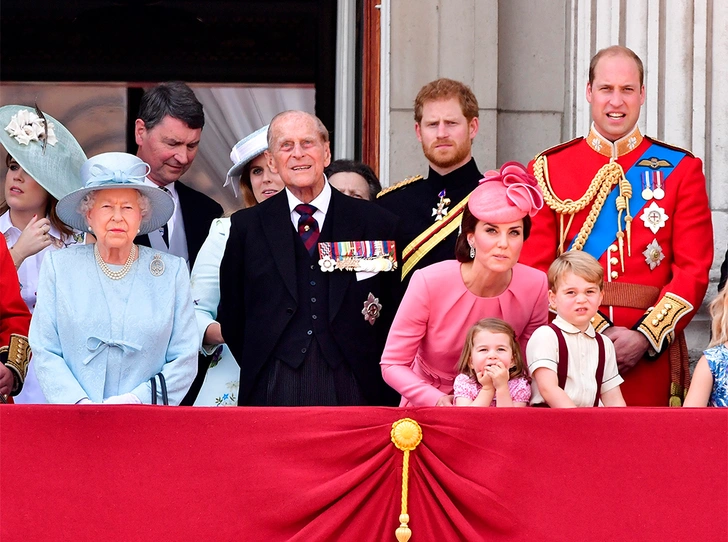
[29,245,197,404]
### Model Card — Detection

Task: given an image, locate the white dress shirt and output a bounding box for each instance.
[143,178,189,264]
[285,177,332,231]
[0,210,84,404]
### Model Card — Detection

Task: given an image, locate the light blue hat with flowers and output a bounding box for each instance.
[224,124,269,196]
[57,152,174,235]
[0,105,87,200]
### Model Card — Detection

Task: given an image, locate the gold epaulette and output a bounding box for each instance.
[3,334,30,395]
[533,137,584,161]
[644,136,695,158]
[591,311,613,334]
[376,175,424,198]
[637,293,693,354]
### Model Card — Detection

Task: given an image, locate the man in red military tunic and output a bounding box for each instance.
[0,241,31,402]
[520,45,712,406]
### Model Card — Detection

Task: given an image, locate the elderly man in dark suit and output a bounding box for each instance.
[218,111,400,406]
[134,81,222,268]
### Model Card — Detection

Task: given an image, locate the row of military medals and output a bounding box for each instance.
[640,169,667,271]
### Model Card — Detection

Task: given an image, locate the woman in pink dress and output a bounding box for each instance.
[380,162,548,406]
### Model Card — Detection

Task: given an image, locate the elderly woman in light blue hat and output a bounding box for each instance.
[29,152,198,405]
[0,105,87,403]
[186,125,283,406]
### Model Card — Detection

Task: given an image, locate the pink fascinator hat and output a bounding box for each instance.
[467,161,544,223]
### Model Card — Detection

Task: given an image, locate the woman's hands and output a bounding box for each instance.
[203,322,224,345]
[103,393,142,404]
[11,215,52,268]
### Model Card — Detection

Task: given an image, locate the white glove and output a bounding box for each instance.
[103,393,142,404]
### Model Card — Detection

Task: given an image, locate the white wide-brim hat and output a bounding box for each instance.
[224,124,269,196]
[0,105,87,200]
[57,152,175,235]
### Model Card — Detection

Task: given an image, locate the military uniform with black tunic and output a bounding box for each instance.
[377,158,482,286]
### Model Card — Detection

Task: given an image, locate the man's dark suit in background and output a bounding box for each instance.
[136,182,222,268]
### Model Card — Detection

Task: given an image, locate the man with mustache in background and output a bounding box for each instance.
[377,78,482,286]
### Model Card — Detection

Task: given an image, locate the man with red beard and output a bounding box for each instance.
[520,46,712,406]
[377,78,482,286]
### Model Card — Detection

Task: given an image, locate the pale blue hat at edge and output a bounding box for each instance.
[0,105,87,200]
[56,152,174,235]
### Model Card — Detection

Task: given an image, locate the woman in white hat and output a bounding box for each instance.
[0,105,87,403]
[186,125,284,406]
[29,152,198,404]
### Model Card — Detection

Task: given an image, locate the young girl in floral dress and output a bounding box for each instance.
[453,318,531,407]
[684,288,728,407]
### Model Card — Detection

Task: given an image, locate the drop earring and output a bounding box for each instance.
[469,245,475,259]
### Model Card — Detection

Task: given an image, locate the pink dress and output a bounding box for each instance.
[453,374,531,405]
[380,260,548,406]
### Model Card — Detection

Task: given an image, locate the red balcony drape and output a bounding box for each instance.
[1,406,725,541]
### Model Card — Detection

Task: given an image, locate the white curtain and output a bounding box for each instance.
[184,86,316,213]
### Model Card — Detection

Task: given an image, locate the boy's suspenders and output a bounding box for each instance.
[547,324,606,407]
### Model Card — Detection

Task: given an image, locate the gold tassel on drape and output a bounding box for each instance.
[391,418,423,542]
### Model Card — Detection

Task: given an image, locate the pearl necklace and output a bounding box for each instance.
[94,243,137,280]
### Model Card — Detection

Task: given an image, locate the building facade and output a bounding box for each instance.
[379,0,724,355]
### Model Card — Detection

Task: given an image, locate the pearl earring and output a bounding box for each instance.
[469,245,475,259]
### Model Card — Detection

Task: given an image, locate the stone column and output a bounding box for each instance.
[567,0,717,355]
[381,0,498,186]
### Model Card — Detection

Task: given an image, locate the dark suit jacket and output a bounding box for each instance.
[720,248,728,292]
[218,188,401,405]
[136,181,222,268]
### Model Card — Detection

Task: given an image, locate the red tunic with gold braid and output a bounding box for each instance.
[0,241,31,401]
[520,125,713,406]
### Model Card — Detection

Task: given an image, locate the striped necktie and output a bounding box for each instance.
[295,203,319,255]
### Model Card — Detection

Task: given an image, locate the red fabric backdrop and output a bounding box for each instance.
[1,406,726,541]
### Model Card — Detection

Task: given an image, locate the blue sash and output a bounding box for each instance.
[572,143,686,260]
